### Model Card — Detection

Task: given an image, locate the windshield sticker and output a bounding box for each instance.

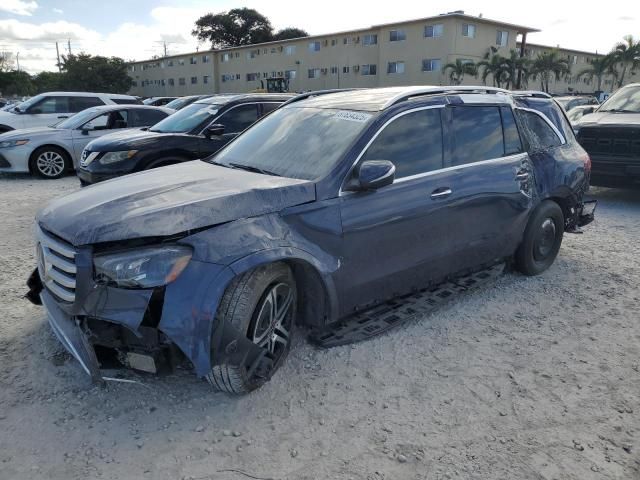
[334,111,372,123]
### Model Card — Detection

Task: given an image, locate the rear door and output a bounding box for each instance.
[440,104,533,273]
[23,96,71,127]
[198,103,259,157]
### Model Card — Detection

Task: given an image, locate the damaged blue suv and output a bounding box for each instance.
[27,87,595,394]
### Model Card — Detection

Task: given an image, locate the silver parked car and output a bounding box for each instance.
[0,105,173,179]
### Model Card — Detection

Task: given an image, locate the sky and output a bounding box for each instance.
[0,0,638,74]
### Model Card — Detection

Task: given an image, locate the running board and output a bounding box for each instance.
[308,263,506,348]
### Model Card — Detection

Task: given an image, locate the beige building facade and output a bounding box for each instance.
[127,11,638,98]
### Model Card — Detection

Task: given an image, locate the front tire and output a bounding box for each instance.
[207,262,296,395]
[30,146,71,179]
[515,200,564,276]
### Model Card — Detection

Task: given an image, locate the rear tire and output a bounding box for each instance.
[515,200,564,276]
[207,262,296,395]
[30,146,71,179]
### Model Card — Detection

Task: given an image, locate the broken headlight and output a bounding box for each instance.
[93,245,192,289]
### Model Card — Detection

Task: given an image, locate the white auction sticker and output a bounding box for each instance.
[334,111,372,123]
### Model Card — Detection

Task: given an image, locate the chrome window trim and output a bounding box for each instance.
[515,106,566,145]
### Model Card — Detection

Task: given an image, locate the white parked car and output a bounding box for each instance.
[0,92,141,133]
[0,105,172,179]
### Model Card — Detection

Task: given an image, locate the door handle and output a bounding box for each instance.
[430,187,452,199]
[57,115,69,119]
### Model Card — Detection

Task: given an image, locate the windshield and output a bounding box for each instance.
[599,86,640,113]
[211,107,373,181]
[54,108,102,129]
[11,94,45,112]
[150,102,219,133]
[165,97,196,110]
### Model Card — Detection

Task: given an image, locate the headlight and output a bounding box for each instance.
[0,139,29,148]
[99,150,138,165]
[94,245,192,289]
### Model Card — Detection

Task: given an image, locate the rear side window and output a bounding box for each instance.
[216,104,259,133]
[516,110,562,151]
[131,109,169,127]
[361,108,443,178]
[111,98,141,105]
[261,102,282,116]
[450,106,504,166]
[70,96,105,113]
[501,107,523,155]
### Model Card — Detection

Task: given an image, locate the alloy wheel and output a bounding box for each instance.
[251,282,295,360]
[36,151,65,178]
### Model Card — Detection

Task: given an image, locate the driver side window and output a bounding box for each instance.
[215,104,259,134]
[83,111,128,131]
[28,96,69,114]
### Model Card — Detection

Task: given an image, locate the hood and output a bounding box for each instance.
[37,160,316,246]
[0,126,65,140]
[86,128,173,152]
[578,111,640,128]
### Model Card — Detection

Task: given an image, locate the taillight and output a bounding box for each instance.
[583,152,591,173]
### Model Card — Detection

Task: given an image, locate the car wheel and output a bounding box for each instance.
[30,146,70,179]
[207,262,296,395]
[515,200,564,276]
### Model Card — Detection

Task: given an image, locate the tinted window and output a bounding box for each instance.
[131,109,169,127]
[150,102,221,133]
[83,110,128,130]
[111,98,141,105]
[451,106,504,166]
[501,107,523,155]
[28,96,69,114]
[516,110,562,151]
[261,103,281,115]
[514,97,571,141]
[361,109,443,178]
[216,104,259,133]
[70,96,105,113]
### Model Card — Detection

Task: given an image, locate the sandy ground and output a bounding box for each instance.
[0,173,638,480]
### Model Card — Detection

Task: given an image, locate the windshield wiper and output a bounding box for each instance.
[226,162,281,177]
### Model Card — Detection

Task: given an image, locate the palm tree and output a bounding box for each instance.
[477,52,508,88]
[577,55,617,91]
[530,50,570,93]
[502,49,531,89]
[443,58,478,85]
[612,35,640,88]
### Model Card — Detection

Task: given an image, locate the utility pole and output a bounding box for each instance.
[67,39,72,56]
[15,52,19,72]
[164,41,168,57]
[55,41,61,71]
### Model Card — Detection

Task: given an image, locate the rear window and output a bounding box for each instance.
[514,97,572,141]
[111,98,142,105]
[516,110,562,151]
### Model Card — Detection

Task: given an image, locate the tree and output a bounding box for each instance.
[0,51,15,72]
[612,35,640,88]
[577,55,616,91]
[273,28,309,41]
[530,50,570,93]
[192,8,274,48]
[32,71,65,92]
[443,59,477,85]
[0,70,34,97]
[502,49,531,89]
[478,49,508,87]
[60,54,132,93]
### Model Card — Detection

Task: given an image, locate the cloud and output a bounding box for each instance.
[617,16,635,21]
[0,0,38,16]
[52,8,63,14]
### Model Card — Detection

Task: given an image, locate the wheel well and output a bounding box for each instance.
[28,144,73,172]
[547,195,574,227]
[284,259,330,328]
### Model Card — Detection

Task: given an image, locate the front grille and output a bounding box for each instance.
[579,127,640,159]
[36,226,77,303]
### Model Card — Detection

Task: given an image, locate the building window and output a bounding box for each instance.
[167,60,174,67]
[570,55,578,64]
[462,24,476,38]
[389,30,406,42]
[331,39,338,46]
[190,56,197,64]
[363,34,378,46]
[130,65,136,72]
[221,53,231,62]
[496,31,509,46]
[330,66,338,75]
[284,45,296,55]
[308,68,321,79]
[285,70,296,79]
[422,58,442,72]
[178,59,185,65]
[309,41,321,52]
[221,74,235,82]
[425,24,444,38]
[178,77,185,85]
[343,37,351,45]
[202,55,210,63]
[263,48,268,54]
[271,47,276,53]
[362,64,377,75]
[247,73,260,81]
[387,61,405,74]
[203,75,209,84]
[168,78,174,86]
[191,76,197,84]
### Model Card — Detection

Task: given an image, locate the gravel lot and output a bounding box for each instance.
[0,173,638,480]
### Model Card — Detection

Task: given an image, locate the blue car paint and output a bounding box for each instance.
[29,89,591,379]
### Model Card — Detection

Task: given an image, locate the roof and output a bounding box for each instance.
[37,92,138,98]
[517,42,604,57]
[89,104,174,112]
[289,86,513,112]
[196,93,295,105]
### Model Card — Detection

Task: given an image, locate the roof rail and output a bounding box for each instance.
[385,86,510,108]
[281,88,360,107]
[511,90,552,99]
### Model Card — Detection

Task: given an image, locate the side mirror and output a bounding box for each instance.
[204,124,225,139]
[355,160,396,191]
[81,128,89,136]
[583,106,595,114]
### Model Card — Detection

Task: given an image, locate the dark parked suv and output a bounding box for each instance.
[77,93,293,184]
[574,83,640,188]
[27,86,595,394]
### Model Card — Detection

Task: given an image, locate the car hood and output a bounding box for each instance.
[37,160,316,246]
[578,111,640,127]
[86,128,177,151]
[0,126,66,140]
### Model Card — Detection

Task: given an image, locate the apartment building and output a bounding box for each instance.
[127,11,638,97]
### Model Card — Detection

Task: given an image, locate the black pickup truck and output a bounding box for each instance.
[575,83,640,188]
